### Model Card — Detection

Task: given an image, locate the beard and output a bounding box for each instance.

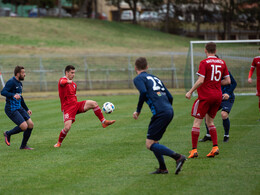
[19,76,24,81]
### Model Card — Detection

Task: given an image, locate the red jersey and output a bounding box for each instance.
[251,56,260,81]
[58,77,78,111]
[196,56,229,100]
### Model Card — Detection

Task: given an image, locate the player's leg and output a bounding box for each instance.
[148,111,186,174]
[3,109,27,146]
[199,119,211,142]
[188,117,203,158]
[20,118,34,150]
[221,111,230,142]
[54,120,72,147]
[83,100,115,128]
[258,96,260,113]
[205,115,219,157]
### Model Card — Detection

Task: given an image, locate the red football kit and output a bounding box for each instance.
[58,77,86,123]
[248,56,260,96]
[191,56,229,119]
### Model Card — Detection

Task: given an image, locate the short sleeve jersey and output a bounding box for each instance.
[196,56,229,100]
[251,56,260,81]
[58,77,78,111]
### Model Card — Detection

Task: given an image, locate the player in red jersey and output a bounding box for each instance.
[248,47,260,114]
[185,42,231,158]
[54,65,115,147]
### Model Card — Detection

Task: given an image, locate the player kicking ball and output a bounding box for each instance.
[133,57,186,175]
[54,65,115,147]
[186,42,231,158]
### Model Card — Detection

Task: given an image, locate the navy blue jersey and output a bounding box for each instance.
[133,72,173,115]
[221,71,237,100]
[1,76,28,112]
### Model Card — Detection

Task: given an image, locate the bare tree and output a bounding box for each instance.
[125,0,138,24]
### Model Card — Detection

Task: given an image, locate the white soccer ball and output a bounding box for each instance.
[102,102,115,114]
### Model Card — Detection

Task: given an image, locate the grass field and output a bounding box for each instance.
[0,93,259,195]
[0,18,192,55]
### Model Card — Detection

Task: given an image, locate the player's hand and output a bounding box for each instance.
[67,80,73,84]
[14,94,21,100]
[248,78,252,84]
[133,111,140,120]
[185,92,192,99]
[222,93,229,100]
[27,110,32,115]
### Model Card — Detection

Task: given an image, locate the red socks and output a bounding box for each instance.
[93,106,105,123]
[58,129,67,144]
[191,127,200,149]
[209,125,218,146]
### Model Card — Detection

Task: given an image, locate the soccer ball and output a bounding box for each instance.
[102,102,115,114]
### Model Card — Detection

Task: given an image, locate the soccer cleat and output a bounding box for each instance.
[207,146,219,157]
[3,131,11,146]
[199,135,212,142]
[188,149,198,158]
[54,142,61,148]
[150,168,168,174]
[102,120,116,128]
[20,146,34,150]
[223,136,229,142]
[175,155,186,175]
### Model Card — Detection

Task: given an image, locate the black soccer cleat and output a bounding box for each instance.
[199,135,212,142]
[150,168,168,174]
[223,136,229,142]
[4,131,11,146]
[175,155,186,175]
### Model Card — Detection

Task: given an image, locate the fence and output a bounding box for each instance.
[0,53,186,92]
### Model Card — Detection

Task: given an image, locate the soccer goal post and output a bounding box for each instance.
[185,39,260,96]
[0,72,5,89]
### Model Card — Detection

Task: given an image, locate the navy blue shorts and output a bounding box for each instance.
[5,107,30,126]
[219,99,234,113]
[147,109,174,141]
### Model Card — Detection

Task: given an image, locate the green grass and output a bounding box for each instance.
[0,18,192,54]
[0,94,259,195]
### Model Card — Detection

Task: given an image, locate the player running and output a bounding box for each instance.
[186,42,230,158]
[133,57,186,175]
[200,71,237,143]
[54,65,115,147]
[2,66,34,150]
[248,47,260,117]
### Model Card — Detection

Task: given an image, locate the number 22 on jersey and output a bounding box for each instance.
[146,76,165,91]
[211,65,222,81]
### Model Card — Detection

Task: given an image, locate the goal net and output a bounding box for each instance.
[185,40,260,95]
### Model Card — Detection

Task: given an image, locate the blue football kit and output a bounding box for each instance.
[134,72,173,141]
[1,76,30,126]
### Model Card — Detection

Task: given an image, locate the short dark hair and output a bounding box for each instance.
[135,57,148,70]
[65,65,75,73]
[14,66,24,76]
[205,42,216,54]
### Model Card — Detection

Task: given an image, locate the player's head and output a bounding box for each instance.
[135,57,148,72]
[14,66,25,81]
[205,42,216,55]
[65,65,75,80]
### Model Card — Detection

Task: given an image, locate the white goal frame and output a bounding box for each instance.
[0,72,5,88]
[190,39,260,96]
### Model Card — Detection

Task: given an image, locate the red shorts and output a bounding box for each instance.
[63,101,86,123]
[191,97,222,119]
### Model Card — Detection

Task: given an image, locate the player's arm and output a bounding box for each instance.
[21,96,32,115]
[164,87,173,105]
[227,73,237,94]
[1,80,16,98]
[133,77,147,119]
[185,76,204,99]
[60,78,72,86]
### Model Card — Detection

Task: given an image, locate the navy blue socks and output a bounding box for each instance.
[223,118,230,136]
[6,126,22,136]
[21,128,33,148]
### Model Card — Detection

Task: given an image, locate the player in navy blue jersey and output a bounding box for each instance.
[1,66,34,150]
[199,71,237,143]
[133,57,186,175]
